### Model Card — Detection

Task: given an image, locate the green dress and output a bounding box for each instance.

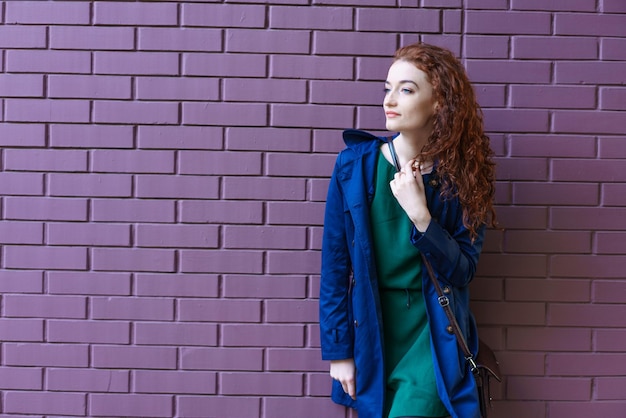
[370,152,449,418]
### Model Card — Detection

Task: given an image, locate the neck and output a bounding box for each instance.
[393,131,430,165]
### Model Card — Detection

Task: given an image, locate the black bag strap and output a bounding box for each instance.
[386,137,402,172]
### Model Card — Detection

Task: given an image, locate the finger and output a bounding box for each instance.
[346,379,356,400]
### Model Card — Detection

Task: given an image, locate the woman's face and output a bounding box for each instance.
[383,60,437,136]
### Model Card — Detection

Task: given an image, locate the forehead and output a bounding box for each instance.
[386,60,430,85]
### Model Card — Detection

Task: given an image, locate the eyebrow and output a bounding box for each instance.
[385,80,419,87]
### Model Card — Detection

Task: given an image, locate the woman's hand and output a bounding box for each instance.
[330,358,356,400]
[389,159,432,232]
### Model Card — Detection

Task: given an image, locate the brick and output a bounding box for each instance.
[602,0,626,12]
[472,301,545,325]
[467,60,551,83]
[265,300,318,323]
[0,123,46,147]
[513,36,597,60]
[0,221,43,245]
[424,0,461,6]
[600,87,626,111]
[179,150,262,175]
[183,102,267,127]
[552,402,626,417]
[0,25,46,48]
[137,224,219,248]
[47,223,130,246]
[92,248,176,272]
[223,275,307,298]
[0,367,43,390]
[596,231,626,254]
[484,109,549,133]
[224,225,306,249]
[93,150,175,174]
[50,26,134,50]
[221,372,303,395]
[95,52,178,76]
[551,207,626,231]
[312,129,349,153]
[91,297,174,321]
[0,270,43,294]
[222,324,305,347]
[139,27,222,52]
[556,62,626,85]
[552,159,626,182]
[48,75,132,100]
[270,55,353,80]
[510,85,596,109]
[135,274,219,298]
[510,135,596,158]
[266,348,327,372]
[473,84,506,107]
[513,183,598,206]
[180,347,263,371]
[308,373,331,396]
[137,76,219,101]
[550,303,626,327]
[311,80,380,105]
[309,178,330,201]
[224,78,307,103]
[178,396,261,418]
[183,53,267,77]
[552,255,626,279]
[48,272,131,296]
[593,280,626,303]
[270,6,352,30]
[169,250,243,282]
[548,352,626,376]
[506,278,590,302]
[271,104,354,129]
[508,376,591,401]
[227,127,310,152]
[490,402,546,418]
[4,246,87,270]
[92,199,175,222]
[443,9,463,32]
[93,101,179,124]
[47,368,129,392]
[134,370,216,394]
[508,327,591,351]
[138,126,223,150]
[267,250,321,274]
[4,343,88,367]
[504,230,591,254]
[50,124,134,149]
[493,352,545,376]
[0,318,44,342]
[464,36,509,58]
[6,99,90,123]
[313,0,395,4]
[266,152,341,178]
[182,4,265,28]
[6,50,91,74]
[6,1,90,24]
[264,397,345,418]
[595,329,626,352]
[94,2,178,25]
[49,174,132,197]
[599,136,626,159]
[555,13,626,36]
[89,394,173,418]
[601,38,626,60]
[4,391,86,416]
[48,319,129,344]
[314,31,396,55]
[4,294,86,319]
[267,202,325,226]
[0,74,44,98]
[512,0,596,11]
[178,299,262,322]
[92,346,177,369]
[357,8,440,32]
[226,29,311,54]
[596,377,626,400]
[465,11,551,34]
[180,201,263,224]
[4,149,88,172]
[134,322,218,346]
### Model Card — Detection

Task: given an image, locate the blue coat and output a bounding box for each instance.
[320,129,483,418]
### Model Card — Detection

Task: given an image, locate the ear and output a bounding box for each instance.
[433,101,440,112]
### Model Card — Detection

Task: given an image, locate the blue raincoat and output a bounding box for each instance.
[320,129,483,418]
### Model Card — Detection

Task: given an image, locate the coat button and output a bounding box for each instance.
[354,320,359,327]
[446,325,454,334]
[443,286,451,294]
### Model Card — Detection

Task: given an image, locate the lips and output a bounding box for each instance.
[385,111,400,118]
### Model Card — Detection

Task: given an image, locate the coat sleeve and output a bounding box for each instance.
[319,157,354,361]
[410,213,485,289]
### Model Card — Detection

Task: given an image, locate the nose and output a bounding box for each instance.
[384,90,397,108]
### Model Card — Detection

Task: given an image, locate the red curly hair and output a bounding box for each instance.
[393,43,497,239]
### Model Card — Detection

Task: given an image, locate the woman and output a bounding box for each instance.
[319,42,497,418]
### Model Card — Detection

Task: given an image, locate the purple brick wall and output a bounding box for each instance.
[0,1,625,417]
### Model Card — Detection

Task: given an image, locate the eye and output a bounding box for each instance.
[383,87,391,94]
[401,88,414,94]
